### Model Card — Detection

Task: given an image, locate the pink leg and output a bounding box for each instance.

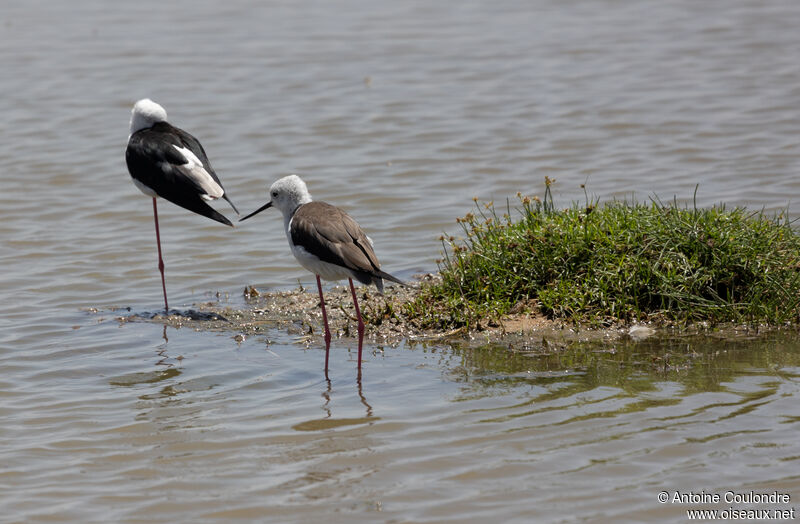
[348,278,365,371]
[316,275,331,373]
[153,198,169,314]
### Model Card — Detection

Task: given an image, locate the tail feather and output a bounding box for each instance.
[161,193,234,227]
[352,269,405,295]
[206,206,234,227]
[372,270,405,295]
[197,202,233,227]
[376,270,405,287]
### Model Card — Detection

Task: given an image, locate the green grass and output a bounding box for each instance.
[404,180,800,328]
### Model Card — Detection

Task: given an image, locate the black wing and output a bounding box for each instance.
[126,122,236,225]
[167,124,239,215]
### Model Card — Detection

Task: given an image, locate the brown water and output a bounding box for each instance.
[2,0,800,521]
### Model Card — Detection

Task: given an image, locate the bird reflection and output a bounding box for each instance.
[155,325,171,366]
[321,377,332,418]
[357,375,373,418]
[318,367,373,420]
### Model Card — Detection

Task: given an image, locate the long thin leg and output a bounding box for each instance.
[153,197,169,314]
[316,275,331,373]
[348,278,365,371]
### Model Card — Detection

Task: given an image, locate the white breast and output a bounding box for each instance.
[132,177,158,198]
[286,215,353,282]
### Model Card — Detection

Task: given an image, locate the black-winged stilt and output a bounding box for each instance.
[239,174,403,373]
[125,98,238,313]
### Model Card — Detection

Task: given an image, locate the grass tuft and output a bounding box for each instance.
[405,181,800,328]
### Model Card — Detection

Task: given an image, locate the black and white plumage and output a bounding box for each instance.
[125,99,238,313]
[126,99,238,226]
[240,174,403,373]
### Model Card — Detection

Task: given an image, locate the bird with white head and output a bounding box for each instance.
[240,174,403,373]
[125,98,239,313]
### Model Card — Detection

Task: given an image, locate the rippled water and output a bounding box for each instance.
[2,0,800,521]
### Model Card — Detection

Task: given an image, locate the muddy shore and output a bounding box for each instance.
[115,274,648,350]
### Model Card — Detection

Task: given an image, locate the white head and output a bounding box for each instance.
[239,174,313,222]
[129,98,168,135]
[268,175,313,215]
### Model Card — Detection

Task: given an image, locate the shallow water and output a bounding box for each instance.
[2,0,800,521]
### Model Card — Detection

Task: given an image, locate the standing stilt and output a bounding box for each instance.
[316,275,332,374]
[348,278,365,371]
[126,99,238,313]
[238,175,404,377]
[152,197,169,314]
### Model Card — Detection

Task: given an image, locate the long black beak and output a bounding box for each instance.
[239,201,272,221]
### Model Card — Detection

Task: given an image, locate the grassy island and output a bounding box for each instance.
[403,180,800,329]
[139,181,800,343]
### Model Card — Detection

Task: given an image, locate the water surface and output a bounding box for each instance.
[2,0,800,521]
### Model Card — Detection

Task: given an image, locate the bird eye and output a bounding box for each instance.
[272,191,278,198]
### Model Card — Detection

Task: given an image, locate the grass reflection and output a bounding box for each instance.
[441,330,800,400]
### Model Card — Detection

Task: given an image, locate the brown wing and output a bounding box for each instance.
[291,202,381,276]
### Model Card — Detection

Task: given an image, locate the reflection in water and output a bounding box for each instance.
[442,330,800,428]
[321,377,332,418]
[6,0,800,519]
[451,330,800,388]
[155,325,170,366]
[107,331,191,405]
[107,325,226,439]
[11,316,800,523]
[293,372,376,431]
[357,376,373,418]
[108,367,182,388]
[292,416,379,432]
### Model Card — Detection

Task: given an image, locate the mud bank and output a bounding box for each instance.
[115,274,684,353]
